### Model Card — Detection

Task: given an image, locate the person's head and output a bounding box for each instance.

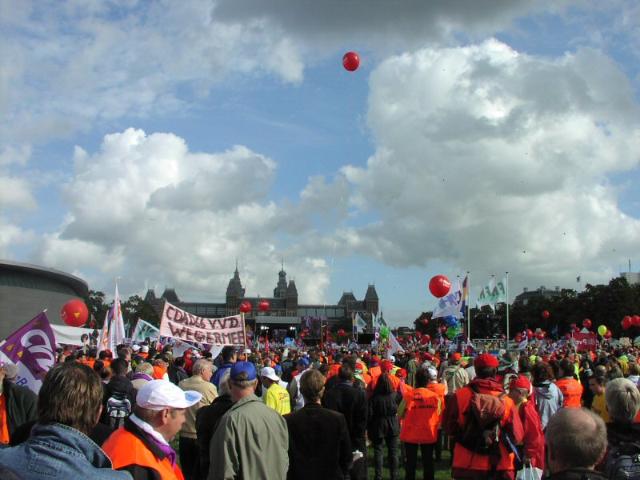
[605,378,640,423]
[338,363,354,382]
[559,358,576,379]
[628,362,640,377]
[509,375,532,405]
[218,369,232,397]
[474,354,499,379]
[415,368,429,388]
[532,361,555,385]
[221,346,237,364]
[117,347,131,362]
[38,362,103,435]
[192,359,214,382]
[260,366,280,389]
[111,357,129,376]
[588,375,606,396]
[300,369,326,404]
[135,379,202,441]
[449,352,461,365]
[373,373,393,395]
[545,408,607,473]
[229,361,258,401]
[135,362,154,376]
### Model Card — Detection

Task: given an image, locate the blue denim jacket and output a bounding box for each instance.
[0,422,132,480]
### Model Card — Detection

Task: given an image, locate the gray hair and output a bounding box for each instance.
[546,408,607,471]
[135,362,154,375]
[192,359,213,376]
[218,369,231,396]
[605,378,640,423]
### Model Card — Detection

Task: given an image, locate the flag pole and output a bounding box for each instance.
[506,271,510,349]
[467,271,471,340]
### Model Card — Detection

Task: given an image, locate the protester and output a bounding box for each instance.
[101,357,136,428]
[323,363,368,480]
[103,379,202,480]
[531,361,563,430]
[443,352,470,395]
[285,369,352,480]
[556,358,584,408]
[209,361,289,480]
[261,366,291,415]
[368,372,400,480]
[545,408,608,479]
[508,375,545,471]
[169,356,189,385]
[131,362,154,393]
[602,378,640,478]
[178,359,218,480]
[0,362,37,445]
[0,362,131,479]
[287,357,312,411]
[588,375,610,423]
[196,370,234,478]
[445,353,524,480]
[399,368,442,480]
[211,346,236,388]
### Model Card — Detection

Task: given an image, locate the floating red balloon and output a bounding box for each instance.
[633,315,640,327]
[583,318,592,330]
[342,51,360,71]
[258,300,270,312]
[526,329,534,339]
[542,310,550,319]
[622,315,632,330]
[604,330,612,339]
[239,301,252,313]
[428,275,451,298]
[420,335,430,345]
[60,299,89,327]
[536,331,545,340]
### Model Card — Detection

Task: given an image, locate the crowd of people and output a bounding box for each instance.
[0,336,639,480]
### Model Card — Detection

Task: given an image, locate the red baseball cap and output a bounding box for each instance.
[510,375,532,394]
[474,353,499,369]
[449,352,462,362]
[381,360,394,373]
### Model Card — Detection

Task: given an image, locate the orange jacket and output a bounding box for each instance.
[152,365,167,380]
[103,426,184,480]
[400,387,442,444]
[556,378,583,408]
[427,382,446,402]
[451,381,523,473]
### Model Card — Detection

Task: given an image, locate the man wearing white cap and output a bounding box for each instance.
[261,366,291,415]
[103,379,202,480]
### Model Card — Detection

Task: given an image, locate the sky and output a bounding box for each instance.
[2,0,640,326]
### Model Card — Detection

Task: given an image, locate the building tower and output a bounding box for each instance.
[225,263,245,310]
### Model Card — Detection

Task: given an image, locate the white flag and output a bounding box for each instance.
[108,283,126,353]
[432,278,462,319]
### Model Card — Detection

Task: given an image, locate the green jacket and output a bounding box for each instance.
[209,393,289,480]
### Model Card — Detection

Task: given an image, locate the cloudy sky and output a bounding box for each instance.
[2,0,640,325]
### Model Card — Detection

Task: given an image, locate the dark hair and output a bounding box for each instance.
[589,375,606,386]
[532,362,555,385]
[300,369,326,403]
[415,368,429,388]
[174,357,185,367]
[338,364,354,381]
[222,346,236,363]
[559,359,576,379]
[38,363,102,435]
[475,366,497,379]
[373,373,393,395]
[111,357,128,376]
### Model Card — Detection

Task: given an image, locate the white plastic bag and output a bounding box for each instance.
[516,464,543,480]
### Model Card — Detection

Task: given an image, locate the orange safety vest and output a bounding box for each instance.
[556,378,583,408]
[427,382,446,401]
[369,365,382,385]
[103,427,184,480]
[152,365,167,380]
[327,363,341,380]
[400,387,442,444]
[452,385,517,472]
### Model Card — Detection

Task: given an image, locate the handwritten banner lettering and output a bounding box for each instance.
[160,302,245,346]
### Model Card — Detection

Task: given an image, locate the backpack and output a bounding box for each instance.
[606,441,640,480]
[106,391,132,428]
[456,383,506,456]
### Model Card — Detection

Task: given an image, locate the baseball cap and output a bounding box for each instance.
[260,366,280,382]
[449,352,462,362]
[474,353,499,369]
[137,380,202,410]
[141,345,149,353]
[510,375,532,394]
[131,344,141,352]
[427,367,438,380]
[230,361,257,381]
[381,360,394,373]
[297,357,310,368]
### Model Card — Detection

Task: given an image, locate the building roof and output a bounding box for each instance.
[0,259,88,297]
[365,284,379,301]
[161,288,180,303]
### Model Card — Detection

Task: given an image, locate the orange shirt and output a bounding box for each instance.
[0,394,10,444]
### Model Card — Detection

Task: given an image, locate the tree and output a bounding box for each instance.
[121,294,160,329]
[84,290,108,328]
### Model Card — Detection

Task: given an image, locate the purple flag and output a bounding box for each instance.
[0,312,56,392]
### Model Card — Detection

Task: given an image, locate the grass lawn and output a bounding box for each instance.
[367,445,452,480]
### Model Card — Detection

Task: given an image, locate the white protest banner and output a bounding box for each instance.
[132,319,161,343]
[160,301,245,346]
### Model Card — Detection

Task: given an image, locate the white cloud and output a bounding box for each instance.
[34,128,330,303]
[335,39,640,291]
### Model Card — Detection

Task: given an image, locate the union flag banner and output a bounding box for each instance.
[160,301,245,346]
[573,331,598,352]
[0,312,56,392]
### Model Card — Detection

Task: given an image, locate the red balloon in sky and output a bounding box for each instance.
[633,315,640,327]
[429,275,451,298]
[60,299,89,327]
[542,310,550,319]
[342,51,360,71]
[583,318,592,330]
[239,301,252,313]
[258,300,270,312]
[622,316,632,330]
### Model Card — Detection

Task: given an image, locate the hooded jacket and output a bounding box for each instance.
[533,381,563,430]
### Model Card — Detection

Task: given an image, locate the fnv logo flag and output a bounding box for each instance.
[160,302,245,346]
[0,312,56,393]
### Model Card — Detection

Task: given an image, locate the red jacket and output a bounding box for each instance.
[518,399,545,471]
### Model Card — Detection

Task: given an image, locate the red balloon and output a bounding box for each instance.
[583,319,592,329]
[622,316,632,330]
[515,333,523,342]
[542,310,550,319]
[239,301,252,313]
[420,335,430,345]
[428,275,451,298]
[60,299,89,327]
[604,330,613,339]
[423,334,430,343]
[536,331,545,340]
[258,300,270,312]
[342,51,360,71]
[526,329,534,339]
[633,315,640,327]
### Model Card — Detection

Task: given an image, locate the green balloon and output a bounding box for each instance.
[380,326,390,340]
[446,326,460,339]
[597,325,607,336]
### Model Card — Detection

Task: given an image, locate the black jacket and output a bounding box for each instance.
[322,381,368,444]
[100,375,136,425]
[367,391,400,441]
[167,366,188,386]
[2,379,37,441]
[285,403,352,480]
[547,468,607,480]
[195,393,234,477]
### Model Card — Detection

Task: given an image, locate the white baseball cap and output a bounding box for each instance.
[132,345,141,352]
[260,366,280,382]
[141,345,149,353]
[136,380,202,410]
